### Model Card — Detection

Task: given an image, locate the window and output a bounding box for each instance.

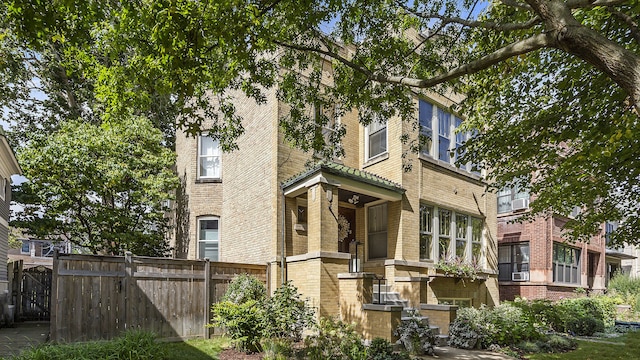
[455,214,468,259]
[198,136,221,179]
[553,243,580,284]
[21,240,30,254]
[368,203,388,259]
[438,298,472,308]
[420,205,433,260]
[419,100,433,156]
[0,178,5,200]
[605,221,617,246]
[498,243,530,281]
[198,216,219,260]
[437,108,451,162]
[454,117,467,171]
[366,119,387,159]
[497,185,529,213]
[471,217,483,262]
[438,209,451,260]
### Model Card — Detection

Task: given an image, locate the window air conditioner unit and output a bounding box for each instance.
[512,272,529,282]
[511,198,530,211]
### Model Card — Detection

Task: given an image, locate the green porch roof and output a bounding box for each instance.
[281,161,405,194]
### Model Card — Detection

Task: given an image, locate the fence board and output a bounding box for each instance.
[51,251,267,342]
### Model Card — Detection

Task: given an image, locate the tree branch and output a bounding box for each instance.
[566,0,630,8]
[415,13,541,31]
[608,7,640,44]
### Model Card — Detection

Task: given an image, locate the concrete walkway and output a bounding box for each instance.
[428,346,517,359]
[0,322,49,359]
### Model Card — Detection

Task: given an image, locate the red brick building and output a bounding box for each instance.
[496,188,615,301]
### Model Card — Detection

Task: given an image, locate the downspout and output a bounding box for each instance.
[280,184,286,285]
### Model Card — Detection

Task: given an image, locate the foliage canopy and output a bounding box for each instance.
[2,0,640,245]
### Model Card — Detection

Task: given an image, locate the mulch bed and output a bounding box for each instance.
[218,349,264,360]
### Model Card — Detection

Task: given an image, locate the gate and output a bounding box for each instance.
[20,266,52,321]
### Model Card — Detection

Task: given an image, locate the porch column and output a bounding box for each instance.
[307,183,339,253]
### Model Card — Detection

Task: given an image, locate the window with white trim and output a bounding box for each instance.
[471,217,483,263]
[368,203,388,259]
[198,216,219,260]
[0,178,6,201]
[437,108,451,162]
[419,100,433,156]
[455,213,468,259]
[198,136,221,179]
[454,117,467,171]
[438,209,451,260]
[366,119,387,160]
[497,185,529,213]
[420,205,433,260]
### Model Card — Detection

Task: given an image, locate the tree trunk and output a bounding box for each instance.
[527,0,640,113]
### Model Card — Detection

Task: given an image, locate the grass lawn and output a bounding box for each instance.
[527,331,640,360]
[161,337,228,360]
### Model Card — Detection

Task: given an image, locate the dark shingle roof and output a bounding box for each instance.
[281,161,405,193]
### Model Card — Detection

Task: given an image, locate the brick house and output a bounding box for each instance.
[171,75,499,338]
[496,190,634,301]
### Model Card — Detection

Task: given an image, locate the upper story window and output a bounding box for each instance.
[198,216,220,261]
[437,108,451,162]
[366,119,387,160]
[553,242,580,284]
[497,185,530,214]
[419,100,476,174]
[498,242,530,281]
[198,136,221,180]
[605,221,618,249]
[316,103,343,159]
[419,100,433,157]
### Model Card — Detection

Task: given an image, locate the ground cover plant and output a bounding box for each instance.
[608,272,640,321]
[526,330,640,360]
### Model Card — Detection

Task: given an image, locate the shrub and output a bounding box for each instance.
[546,334,577,352]
[448,317,481,349]
[262,281,315,341]
[261,338,293,360]
[223,274,266,304]
[211,300,264,352]
[516,340,541,354]
[393,311,436,356]
[305,317,367,360]
[567,316,604,336]
[366,338,410,360]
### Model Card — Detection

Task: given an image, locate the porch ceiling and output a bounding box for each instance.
[281,161,405,202]
[605,249,637,260]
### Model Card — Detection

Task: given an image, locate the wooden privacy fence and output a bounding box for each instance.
[51,252,267,343]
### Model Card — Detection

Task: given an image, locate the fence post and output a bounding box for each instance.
[50,250,59,342]
[124,252,133,331]
[203,258,211,338]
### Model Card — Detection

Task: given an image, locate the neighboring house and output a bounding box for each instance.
[496,191,634,301]
[0,135,21,295]
[602,221,638,283]
[171,63,499,339]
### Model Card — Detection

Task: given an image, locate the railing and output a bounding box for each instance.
[372,275,387,305]
[349,240,363,273]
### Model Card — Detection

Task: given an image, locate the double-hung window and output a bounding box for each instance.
[553,243,580,284]
[368,203,388,259]
[498,242,530,281]
[419,100,433,156]
[198,136,221,179]
[454,117,467,171]
[366,119,387,160]
[455,214,468,259]
[437,108,451,162]
[198,216,220,261]
[419,205,433,260]
[497,185,529,213]
[471,217,483,262]
[438,209,451,260]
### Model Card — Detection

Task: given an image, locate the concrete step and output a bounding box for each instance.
[436,334,449,347]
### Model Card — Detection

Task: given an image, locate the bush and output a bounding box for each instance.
[567,316,604,336]
[212,300,265,352]
[305,318,367,360]
[262,281,315,341]
[515,340,541,354]
[366,338,410,360]
[223,274,266,304]
[546,334,578,352]
[393,311,436,356]
[261,338,293,360]
[448,315,481,349]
